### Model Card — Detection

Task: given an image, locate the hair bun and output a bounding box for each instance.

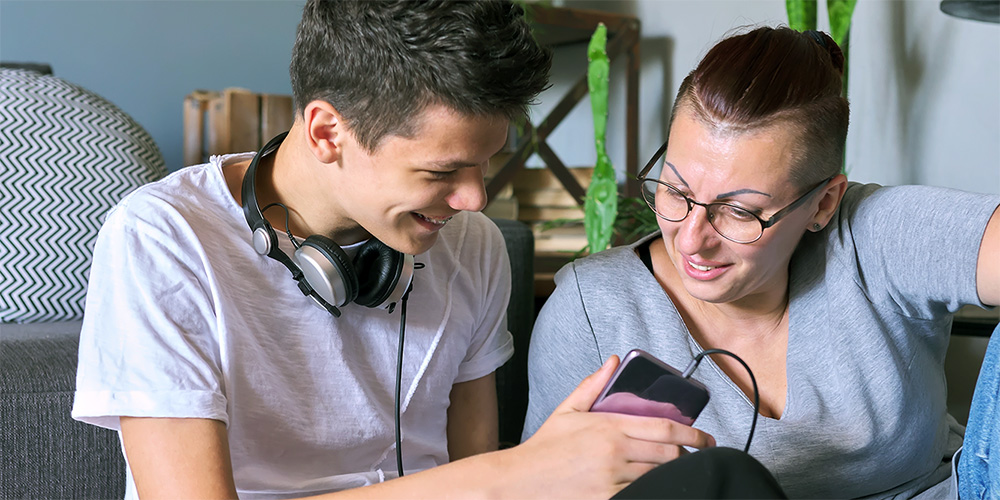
[806,30,845,75]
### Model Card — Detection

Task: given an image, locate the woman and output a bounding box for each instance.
[522,27,1000,498]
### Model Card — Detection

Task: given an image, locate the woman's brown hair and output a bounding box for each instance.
[670,27,849,188]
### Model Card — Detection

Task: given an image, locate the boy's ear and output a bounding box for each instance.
[302,100,344,164]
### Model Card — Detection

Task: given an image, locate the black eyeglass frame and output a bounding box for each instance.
[636,140,835,244]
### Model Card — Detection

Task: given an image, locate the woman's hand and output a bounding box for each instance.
[503,356,716,499]
[977,206,1000,307]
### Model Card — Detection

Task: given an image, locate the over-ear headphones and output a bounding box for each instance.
[241,132,414,317]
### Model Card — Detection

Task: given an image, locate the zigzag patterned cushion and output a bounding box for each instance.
[0,68,166,323]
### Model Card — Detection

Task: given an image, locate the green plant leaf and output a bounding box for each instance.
[827,0,855,173]
[585,153,617,252]
[584,23,617,253]
[827,0,857,48]
[786,0,817,31]
[614,195,659,244]
[587,24,610,148]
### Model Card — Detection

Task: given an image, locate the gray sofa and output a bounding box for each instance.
[0,66,166,499]
[1,321,125,499]
[0,219,535,500]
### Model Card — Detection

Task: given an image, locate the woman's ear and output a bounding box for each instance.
[302,100,344,164]
[811,173,848,230]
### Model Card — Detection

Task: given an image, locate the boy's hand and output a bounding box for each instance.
[508,356,716,499]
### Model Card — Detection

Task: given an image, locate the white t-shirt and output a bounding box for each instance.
[72,154,514,499]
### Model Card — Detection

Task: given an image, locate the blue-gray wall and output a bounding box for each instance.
[1,0,305,171]
[4,0,997,194]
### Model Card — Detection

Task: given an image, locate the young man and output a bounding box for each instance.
[72,1,714,498]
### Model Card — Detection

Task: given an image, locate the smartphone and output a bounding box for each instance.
[590,349,710,425]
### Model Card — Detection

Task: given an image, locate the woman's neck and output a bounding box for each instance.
[647,237,791,346]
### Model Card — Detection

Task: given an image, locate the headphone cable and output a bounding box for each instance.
[680,348,759,453]
[260,202,299,249]
[394,283,413,478]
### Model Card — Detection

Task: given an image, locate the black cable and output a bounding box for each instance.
[261,202,299,249]
[681,349,759,453]
[393,262,421,479]
[394,287,410,478]
[389,262,424,477]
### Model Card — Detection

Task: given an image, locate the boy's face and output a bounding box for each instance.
[334,104,509,255]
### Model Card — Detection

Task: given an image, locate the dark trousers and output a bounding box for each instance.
[612,447,787,499]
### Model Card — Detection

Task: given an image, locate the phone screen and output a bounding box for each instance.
[590,350,709,425]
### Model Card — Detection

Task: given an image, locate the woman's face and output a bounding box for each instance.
[656,109,816,308]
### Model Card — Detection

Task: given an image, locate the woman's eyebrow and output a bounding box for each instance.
[717,188,772,199]
[667,161,772,200]
[665,161,689,188]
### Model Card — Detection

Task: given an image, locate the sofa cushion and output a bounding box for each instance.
[0,321,125,499]
[0,68,166,323]
[491,218,534,447]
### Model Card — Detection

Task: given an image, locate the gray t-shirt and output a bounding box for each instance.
[523,183,999,499]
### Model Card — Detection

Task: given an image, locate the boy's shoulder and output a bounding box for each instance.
[107,154,249,226]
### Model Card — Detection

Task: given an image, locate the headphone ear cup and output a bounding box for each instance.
[353,239,405,308]
[295,235,359,307]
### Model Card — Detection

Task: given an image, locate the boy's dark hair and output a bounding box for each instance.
[670,27,849,188]
[291,0,552,152]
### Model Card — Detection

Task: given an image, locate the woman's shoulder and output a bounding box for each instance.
[567,233,659,277]
[839,181,998,219]
[825,181,998,252]
[550,234,660,306]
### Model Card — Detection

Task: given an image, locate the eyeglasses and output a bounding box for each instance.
[636,140,833,244]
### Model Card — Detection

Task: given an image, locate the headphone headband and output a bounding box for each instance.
[239,132,413,318]
[240,132,344,317]
[242,131,287,255]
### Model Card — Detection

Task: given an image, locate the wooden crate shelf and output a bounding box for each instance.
[485,5,641,206]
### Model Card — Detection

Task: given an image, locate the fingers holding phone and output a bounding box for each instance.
[510,353,714,498]
[513,408,711,498]
[591,349,710,425]
[538,350,715,451]
[601,411,716,455]
[590,349,716,451]
[553,354,622,414]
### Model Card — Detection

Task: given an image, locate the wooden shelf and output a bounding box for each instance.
[486,6,641,206]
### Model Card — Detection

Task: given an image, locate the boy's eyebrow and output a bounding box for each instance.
[426,144,506,170]
[425,160,481,169]
[666,161,772,199]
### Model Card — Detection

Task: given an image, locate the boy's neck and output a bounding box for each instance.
[228,126,368,246]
